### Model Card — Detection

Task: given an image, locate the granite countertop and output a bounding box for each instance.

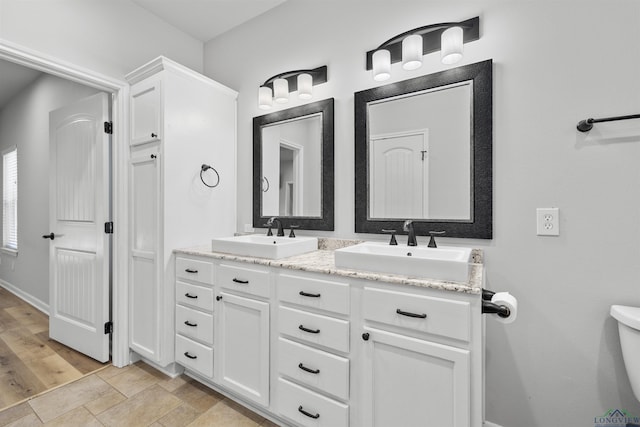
[175,238,483,295]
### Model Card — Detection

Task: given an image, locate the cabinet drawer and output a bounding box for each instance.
[176,305,214,345]
[175,334,213,378]
[278,378,349,427]
[176,281,214,311]
[219,263,270,298]
[176,257,214,285]
[278,337,349,401]
[278,306,349,353]
[363,287,470,342]
[278,273,350,315]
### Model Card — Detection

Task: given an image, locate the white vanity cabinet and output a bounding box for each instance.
[275,272,351,427]
[127,57,237,368]
[359,285,478,427]
[216,262,271,407]
[173,251,483,427]
[174,256,215,378]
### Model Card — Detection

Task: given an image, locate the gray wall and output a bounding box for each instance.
[0,0,205,305]
[204,1,640,425]
[0,74,101,305]
[0,0,204,77]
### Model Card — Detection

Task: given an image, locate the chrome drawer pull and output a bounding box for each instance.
[184,352,197,359]
[298,363,320,374]
[299,325,320,334]
[299,291,321,298]
[298,406,320,419]
[185,293,198,299]
[184,320,197,327]
[396,308,427,319]
[185,268,198,273]
[232,278,249,284]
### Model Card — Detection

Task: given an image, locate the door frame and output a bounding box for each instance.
[279,138,303,216]
[0,39,130,367]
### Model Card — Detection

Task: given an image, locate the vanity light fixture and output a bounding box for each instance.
[366,16,480,81]
[257,66,328,109]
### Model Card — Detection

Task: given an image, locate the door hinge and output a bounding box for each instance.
[104,321,113,334]
[104,221,113,234]
[104,121,113,134]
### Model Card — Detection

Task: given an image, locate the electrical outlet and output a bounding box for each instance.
[537,208,559,236]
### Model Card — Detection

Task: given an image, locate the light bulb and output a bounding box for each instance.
[273,78,289,103]
[402,34,423,70]
[297,73,313,99]
[441,26,464,65]
[372,49,391,81]
[258,86,273,110]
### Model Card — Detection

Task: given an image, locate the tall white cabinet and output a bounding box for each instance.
[126,57,237,368]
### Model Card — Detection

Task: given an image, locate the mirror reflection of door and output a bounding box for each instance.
[370,130,429,218]
[367,82,472,220]
[279,141,303,216]
[261,114,321,218]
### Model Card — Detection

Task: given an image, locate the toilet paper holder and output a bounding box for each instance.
[481,289,511,318]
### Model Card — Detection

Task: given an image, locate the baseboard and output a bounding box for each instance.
[484,422,504,427]
[0,278,49,315]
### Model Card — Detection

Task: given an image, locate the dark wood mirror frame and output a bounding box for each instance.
[354,60,492,239]
[253,98,335,231]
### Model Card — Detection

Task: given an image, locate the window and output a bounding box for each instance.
[3,147,17,252]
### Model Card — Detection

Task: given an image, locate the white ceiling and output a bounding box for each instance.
[131,0,286,42]
[0,60,42,110]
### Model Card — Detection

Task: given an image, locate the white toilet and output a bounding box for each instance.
[611,305,640,401]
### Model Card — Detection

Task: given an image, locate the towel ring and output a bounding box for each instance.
[200,164,220,188]
[262,177,270,192]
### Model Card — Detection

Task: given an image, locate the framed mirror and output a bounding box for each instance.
[354,60,492,239]
[253,98,334,231]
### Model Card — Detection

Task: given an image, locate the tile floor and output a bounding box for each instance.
[0,362,280,426]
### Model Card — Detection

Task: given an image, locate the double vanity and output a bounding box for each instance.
[124,54,493,427]
[172,236,484,427]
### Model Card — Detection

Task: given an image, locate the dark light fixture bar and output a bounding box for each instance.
[576,114,640,132]
[261,66,327,92]
[365,16,480,70]
[258,65,328,109]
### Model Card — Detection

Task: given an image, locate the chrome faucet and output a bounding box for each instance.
[267,217,285,237]
[403,220,417,246]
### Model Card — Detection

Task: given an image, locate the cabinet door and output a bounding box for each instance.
[361,327,470,427]
[217,292,270,407]
[131,77,161,145]
[129,153,161,361]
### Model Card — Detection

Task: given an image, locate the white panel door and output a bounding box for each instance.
[48,93,110,363]
[217,292,270,407]
[129,152,160,361]
[370,131,428,218]
[361,327,471,427]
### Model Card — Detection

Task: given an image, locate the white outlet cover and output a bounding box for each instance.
[537,208,559,236]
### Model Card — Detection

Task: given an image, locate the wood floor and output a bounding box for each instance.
[0,286,107,410]
[0,287,281,426]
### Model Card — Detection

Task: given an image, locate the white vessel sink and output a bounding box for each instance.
[211,235,318,259]
[334,241,472,282]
